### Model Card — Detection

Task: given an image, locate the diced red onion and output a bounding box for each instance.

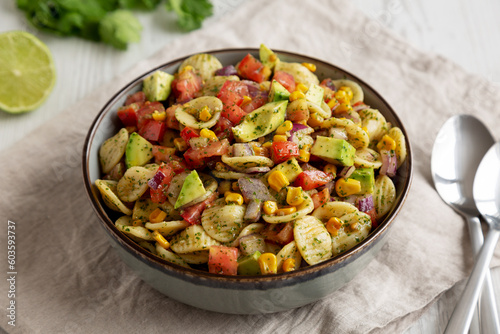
[244,200,262,223]
[238,177,273,201]
[244,167,271,174]
[289,123,314,146]
[335,111,361,124]
[317,180,335,193]
[241,80,266,98]
[320,78,336,91]
[380,149,397,177]
[233,143,254,157]
[356,194,374,212]
[338,166,355,178]
[148,170,166,190]
[353,102,370,112]
[215,65,237,76]
[300,163,320,171]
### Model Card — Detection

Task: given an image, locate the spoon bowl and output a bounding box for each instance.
[474,143,500,226]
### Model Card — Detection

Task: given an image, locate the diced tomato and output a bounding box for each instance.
[172,69,202,103]
[261,222,294,245]
[137,102,164,129]
[208,246,239,276]
[237,54,270,83]
[212,117,233,140]
[180,127,200,144]
[320,78,336,91]
[217,81,249,106]
[150,163,175,204]
[152,145,177,164]
[125,91,146,106]
[270,141,299,164]
[240,94,266,114]
[170,159,188,173]
[312,188,330,209]
[139,120,166,142]
[366,207,378,229]
[221,103,247,125]
[180,192,217,225]
[273,71,296,93]
[117,103,139,127]
[165,104,181,130]
[294,170,334,191]
[183,139,230,169]
[286,99,309,122]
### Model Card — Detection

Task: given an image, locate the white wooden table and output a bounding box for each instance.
[2,0,500,332]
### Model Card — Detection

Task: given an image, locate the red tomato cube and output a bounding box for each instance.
[208,246,239,276]
[271,141,299,164]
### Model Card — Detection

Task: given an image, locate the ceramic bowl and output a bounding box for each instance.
[82,48,413,314]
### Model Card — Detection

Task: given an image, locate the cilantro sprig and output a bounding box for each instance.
[16,0,213,50]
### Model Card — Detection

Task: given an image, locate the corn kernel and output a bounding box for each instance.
[132,219,143,227]
[200,128,218,141]
[301,62,317,72]
[149,208,167,223]
[276,206,297,216]
[268,170,289,192]
[376,134,397,151]
[252,145,268,157]
[289,91,306,101]
[258,253,278,274]
[152,230,170,249]
[225,192,244,205]
[273,135,288,142]
[260,65,272,80]
[339,86,353,101]
[174,138,188,151]
[282,258,296,272]
[334,90,349,104]
[362,126,369,134]
[335,178,361,197]
[232,181,240,192]
[262,141,273,148]
[297,149,310,162]
[297,119,308,126]
[327,98,339,109]
[198,106,212,122]
[276,120,293,135]
[307,113,324,127]
[323,164,337,177]
[350,222,359,232]
[334,103,353,114]
[181,65,194,72]
[152,110,166,121]
[287,187,304,206]
[263,201,278,215]
[241,95,252,107]
[296,83,309,93]
[326,217,343,236]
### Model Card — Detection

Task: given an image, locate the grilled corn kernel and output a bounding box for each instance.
[297,149,310,162]
[149,208,167,223]
[339,86,353,101]
[334,90,349,104]
[296,83,309,93]
[241,95,252,106]
[262,141,273,148]
[334,103,353,114]
[268,170,289,192]
[152,230,170,249]
[200,128,218,141]
[198,106,212,122]
[225,192,244,205]
[376,134,397,151]
[326,217,343,236]
[174,138,188,151]
[287,187,304,206]
[258,253,278,275]
[327,98,339,109]
[282,258,296,272]
[289,91,306,102]
[273,135,288,142]
[263,201,278,215]
[323,164,337,176]
[132,219,143,227]
[276,120,293,135]
[252,145,268,157]
[301,62,317,72]
[276,206,297,216]
[152,110,166,121]
[335,178,361,197]
[307,112,324,127]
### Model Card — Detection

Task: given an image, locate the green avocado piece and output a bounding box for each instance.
[143,70,174,102]
[305,83,324,106]
[232,101,288,142]
[268,80,290,102]
[310,136,356,166]
[175,170,207,209]
[125,132,153,168]
[349,168,375,194]
[259,44,278,70]
[237,251,262,275]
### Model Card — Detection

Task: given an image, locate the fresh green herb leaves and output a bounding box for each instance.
[165,0,213,32]
[99,10,142,50]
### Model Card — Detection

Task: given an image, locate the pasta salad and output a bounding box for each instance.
[95,45,407,276]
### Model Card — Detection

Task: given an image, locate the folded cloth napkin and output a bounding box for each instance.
[2,0,500,333]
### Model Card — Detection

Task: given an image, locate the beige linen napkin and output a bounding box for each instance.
[2,0,500,333]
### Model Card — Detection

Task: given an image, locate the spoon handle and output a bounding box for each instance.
[445,228,500,334]
[466,216,500,334]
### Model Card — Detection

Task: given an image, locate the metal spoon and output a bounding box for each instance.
[445,141,500,333]
[431,114,499,334]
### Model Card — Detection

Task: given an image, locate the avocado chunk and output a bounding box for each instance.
[305,83,324,106]
[311,136,356,166]
[237,251,262,275]
[259,44,278,70]
[267,157,303,183]
[175,170,207,209]
[143,70,174,102]
[349,168,375,194]
[125,132,153,168]
[232,101,288,142]
[268,80,290,102]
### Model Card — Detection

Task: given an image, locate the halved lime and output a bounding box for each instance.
[0,31,56,113]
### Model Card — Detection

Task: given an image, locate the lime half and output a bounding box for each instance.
[0,31,56,113]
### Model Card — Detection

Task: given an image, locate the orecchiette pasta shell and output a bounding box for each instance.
[145,220,189,237]
[179,53,223,81]
[115,222,154,241]
[331,211,371,256]
[201,200,246,242]
[331,79,364,104]
[155,243,190,268]
[293,215,332,265]
[374,175,396,219]
[167,172,189,207]
[307,101,331,119]
[320,117,369,149]
[175,96,222,129]
[226,223,265,247]
[170,225,220,254]
[276,241,302,273]
[138,241,156,254]
[117,166,156,203]
[275,60,319,87]
[95,179,132,215]
[116,215,132,226]
[388,127,407,168]
[177,251,209,264]
[312,201,358,222]
[354,148,383,169]
[99,128,128,174]
[202,75,239,96]
[263,192,314,223]
[359,109,387,142]
[265,242,281,255]
[212,170,253,180]
[221,154,274,171]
